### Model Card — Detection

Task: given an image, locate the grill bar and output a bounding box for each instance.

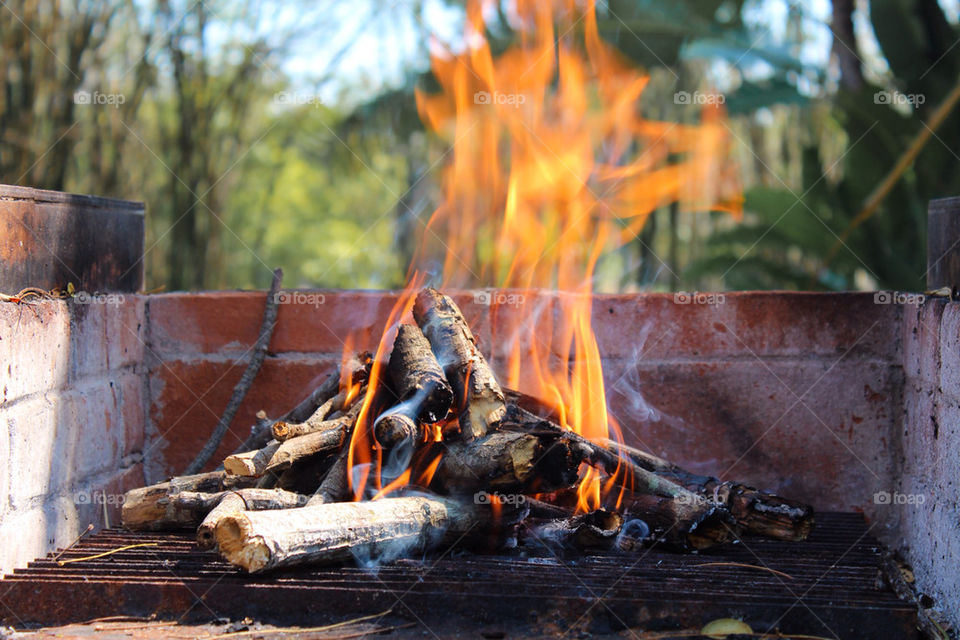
[0,512,919,638]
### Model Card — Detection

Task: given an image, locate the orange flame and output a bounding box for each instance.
[346,0,739,508]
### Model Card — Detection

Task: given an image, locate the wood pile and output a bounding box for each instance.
[123,288,813,572]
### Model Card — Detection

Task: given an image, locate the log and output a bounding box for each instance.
[308,446,350,505]
[413,288,505,441]
[214,495,522,572]
[603,439,813,541]
[429,429,582,495]
[506,394,814,542]
[195,489,308,550]
[620,490,734,551]
[223,441,281,476]
[524,509,623,552]
[235,351,372,453]
[264,423,350,474]
[378,324,453,443]
[121,472,257,531]
[273,397,362,442]
[501,405,698,502]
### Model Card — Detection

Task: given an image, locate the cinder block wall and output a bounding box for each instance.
[898,300,960,627]
[0,299,146,573]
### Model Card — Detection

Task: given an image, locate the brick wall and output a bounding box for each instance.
[12,289,951,621]
[0,298,146,573]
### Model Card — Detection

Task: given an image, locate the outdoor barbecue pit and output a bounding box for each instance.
[1,189,958,639]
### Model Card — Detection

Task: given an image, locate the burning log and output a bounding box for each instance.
[604,440,813,541]
[413,288,505,441]
[214,495,523,572]
[524,509,624,552]
[429,429,582,495]
[196,489,308,550]
[620,490,735,551]
[375,324,454,449]
[506,391,814,542]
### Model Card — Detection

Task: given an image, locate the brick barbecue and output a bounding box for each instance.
[0,185,957,637]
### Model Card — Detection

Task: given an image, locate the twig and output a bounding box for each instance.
[185,268,283,474]
[57,542,158,565]
[692,561,793,579]
[94,620,178,632]
[208,609,394,638]
[51,524,94,563]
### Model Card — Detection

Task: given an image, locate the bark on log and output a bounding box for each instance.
[121,473,257,531]
[272,397,362,442]
[214,495,520,572]
[386,324,454,421]
[223,441,281,476]
[308,445,350,505]
[235,351,372,453]
[429,429,582,495]
[195,489,308,549]
[524,510,623,552]
[264,423,350,474]
[604,439,813,541]
[124,486,305,532]
[413,288,505,441]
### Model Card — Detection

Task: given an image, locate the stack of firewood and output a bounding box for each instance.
[122,288,813,572]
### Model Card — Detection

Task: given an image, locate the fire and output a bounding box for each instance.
[347,0,739,508]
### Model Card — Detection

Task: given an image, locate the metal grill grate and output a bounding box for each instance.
[0,512,920,638]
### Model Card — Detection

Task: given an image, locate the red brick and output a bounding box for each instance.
[600,358,899,513]
[149,357,338,476]
[148,291,406,357]
[590,292,902,362]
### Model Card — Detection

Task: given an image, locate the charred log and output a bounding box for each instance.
[413,288,505,441]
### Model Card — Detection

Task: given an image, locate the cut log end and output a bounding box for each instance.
[216,514,271,572]
[374,413,421,450]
